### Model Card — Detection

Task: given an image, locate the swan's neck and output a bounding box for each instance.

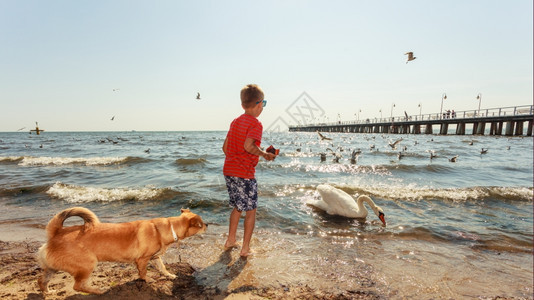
[356,196,376,212]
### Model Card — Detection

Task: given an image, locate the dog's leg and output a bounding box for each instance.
[153,256,177,279]
[38,267,56,293]
[135,257,151,281]
[71,260,104,295]
[73,271,105,295]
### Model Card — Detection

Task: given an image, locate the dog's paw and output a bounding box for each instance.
[144,277,155,284]
[42,288,57,295]
[167,274,177,280]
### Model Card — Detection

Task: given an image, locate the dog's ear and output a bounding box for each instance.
[189,215,204,228]
[180,208,191,214]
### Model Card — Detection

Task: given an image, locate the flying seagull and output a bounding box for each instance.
[388,138,403,150]
[317,131,332,141]
[111,116,115,121]
[350,149,360,164]
[405,52,416,64]
[196,92,201,100]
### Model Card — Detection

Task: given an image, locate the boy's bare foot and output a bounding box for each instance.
[224,240,239,250]
[240,247,254,257]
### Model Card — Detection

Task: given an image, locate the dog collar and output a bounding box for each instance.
[171,224,178,242]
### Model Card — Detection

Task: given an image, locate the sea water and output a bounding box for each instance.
[0,131,532,298]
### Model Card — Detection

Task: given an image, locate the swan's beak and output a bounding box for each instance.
[379,212,386,226]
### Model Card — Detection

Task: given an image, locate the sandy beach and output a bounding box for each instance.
[1,230,530,300]
[0,240,372,300]
[0,224,381,300]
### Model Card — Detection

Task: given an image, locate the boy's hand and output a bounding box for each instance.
[262,151,276,161]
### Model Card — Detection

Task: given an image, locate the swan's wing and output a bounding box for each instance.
[316,185,361,217]
[307,198,330,212]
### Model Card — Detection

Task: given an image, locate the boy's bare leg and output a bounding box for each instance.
[225,208,241,249]
[241,208,256,257]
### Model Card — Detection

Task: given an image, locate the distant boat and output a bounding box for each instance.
[29,122,44,135]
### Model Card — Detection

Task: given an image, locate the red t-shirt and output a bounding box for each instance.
[223,114,263,179]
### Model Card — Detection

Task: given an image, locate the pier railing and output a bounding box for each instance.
[293,105,533,127]
[289,105,534,136]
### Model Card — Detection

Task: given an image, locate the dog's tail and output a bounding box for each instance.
[46,207,100,239]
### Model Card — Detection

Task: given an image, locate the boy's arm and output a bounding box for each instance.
[244,138,275,161]
[222,137,228,155]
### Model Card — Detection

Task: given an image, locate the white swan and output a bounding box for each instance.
[308,184,386,226]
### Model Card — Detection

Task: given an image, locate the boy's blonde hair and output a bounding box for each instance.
[240,84,264,108]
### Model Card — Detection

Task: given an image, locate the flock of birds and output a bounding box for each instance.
[109,91,202,122]
[296,131,498,165]
[107,51,413,122]
[93,135,188,155]
[56,52,416,125]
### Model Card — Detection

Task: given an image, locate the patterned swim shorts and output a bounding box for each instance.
[224,176,258,211]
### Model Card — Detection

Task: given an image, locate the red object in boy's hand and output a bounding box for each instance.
[266,145,279,155]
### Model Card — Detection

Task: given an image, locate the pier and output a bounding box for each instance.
[289,105,534,136]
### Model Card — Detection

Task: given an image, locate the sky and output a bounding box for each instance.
[1,0,532,132]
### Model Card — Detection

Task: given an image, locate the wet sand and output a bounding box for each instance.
[0,239,384,300]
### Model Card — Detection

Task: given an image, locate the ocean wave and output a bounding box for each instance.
[342,185,533,202]
[383,163,453,173]
[270,161,392,176]
[0,156,24,164]
[175,157,207,166]
[0,184,50,197]
[287,184,533,203]
[46,182,179,203]
[0,156,149,166]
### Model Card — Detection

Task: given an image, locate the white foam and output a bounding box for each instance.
[46,182,163,203]
[361,185,533,202]
[18,156,127,166]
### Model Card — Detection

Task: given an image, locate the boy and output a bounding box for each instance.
[222,84,276,257]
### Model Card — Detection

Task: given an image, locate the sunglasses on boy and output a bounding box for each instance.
[255,100,267,107]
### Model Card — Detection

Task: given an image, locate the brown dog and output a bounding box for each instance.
[37,207,207,295]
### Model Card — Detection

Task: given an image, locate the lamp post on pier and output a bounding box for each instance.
[440,93,447,119]
[390,103,395,119]
[418,103,422,120]
[477,93,482,116]
[379,109,382,120]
